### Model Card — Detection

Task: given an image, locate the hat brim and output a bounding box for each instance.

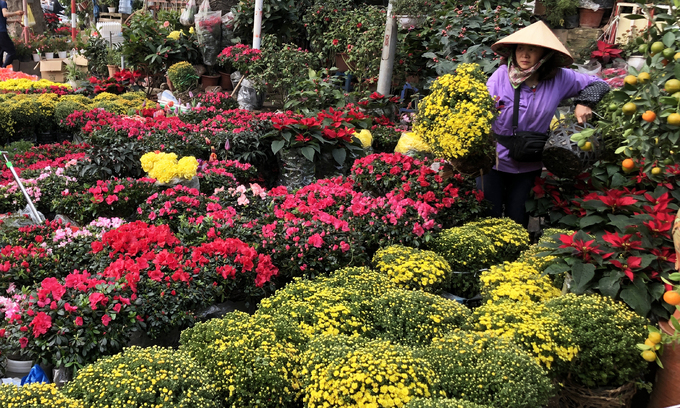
[491,21,574,67]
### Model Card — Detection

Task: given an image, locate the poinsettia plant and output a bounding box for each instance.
[530,162,680,319]
[590,41,623,65]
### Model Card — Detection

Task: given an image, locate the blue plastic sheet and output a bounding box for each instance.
[20,365,49,386]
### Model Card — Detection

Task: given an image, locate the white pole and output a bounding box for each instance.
[22,0,28,43]
[376,0,397,96]
[252,0,264,49]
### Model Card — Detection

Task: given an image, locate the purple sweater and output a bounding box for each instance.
[487,65,603,173]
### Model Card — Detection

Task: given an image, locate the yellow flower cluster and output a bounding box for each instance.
[480,262,561,303]
[372,245,452,292]
[371,288,471,346]
[414,63,496,159]
[64,345,218,407]
[0,78,69,92]
[140,151,198,183]
[394,131,431,155]
[467,217,530,263]
[305,339,435,408]
[179,311,303,408]
[168,30,181,40]
[472,300,579,369]
[0,383,83,408]
[354,129,373,148]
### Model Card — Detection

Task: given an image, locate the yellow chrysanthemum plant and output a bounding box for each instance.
[140,151,199,185]
[414,63,497,175]
[372,245,452,293]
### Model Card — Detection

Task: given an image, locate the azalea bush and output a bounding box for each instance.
[136,185,222,231]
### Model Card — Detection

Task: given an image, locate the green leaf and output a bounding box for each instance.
[300,146,316,162]
[607,214,634,231]
[663,31,676,48]
[598,273,621,297]
[331,148,346,166]
[544,263,570,276]
[620,280,651,317]
[571,262,596,294]
[271,140,285,155]
[579,214,605,229]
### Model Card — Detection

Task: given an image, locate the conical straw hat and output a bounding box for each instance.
[491,20,573,67]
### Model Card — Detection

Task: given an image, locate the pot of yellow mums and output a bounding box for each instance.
[414,63,497,177]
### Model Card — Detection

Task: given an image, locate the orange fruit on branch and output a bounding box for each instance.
[663,290,680,305]
[622,102,637,115]
[648,332,662,344]
[642,110,656,122]
[650,41,666,55]
[622,158,635,170]
[624,75,638,86]
[638,72,651,83]
[668,113,680,126]
[665,79,680,94]
[642,350,657,362]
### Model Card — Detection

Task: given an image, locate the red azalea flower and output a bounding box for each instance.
[29,312,52,338]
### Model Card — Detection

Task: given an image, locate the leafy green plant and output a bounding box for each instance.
[284,68,347,114]
[105,46,121,67]
[392,0,435,16]
[77,127,145,182]
[541,0,580,27]
[82,32,109,78]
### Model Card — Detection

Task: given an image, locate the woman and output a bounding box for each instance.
[479,20,609,227]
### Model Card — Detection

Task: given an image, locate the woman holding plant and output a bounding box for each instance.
[479,20,609,227]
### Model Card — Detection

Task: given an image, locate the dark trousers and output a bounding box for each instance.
[0,32,16,68]
[476,168,541,228]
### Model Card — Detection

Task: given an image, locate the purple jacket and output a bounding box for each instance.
[487,65,604,173]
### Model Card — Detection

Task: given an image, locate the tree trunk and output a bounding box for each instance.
[6,0,46,37]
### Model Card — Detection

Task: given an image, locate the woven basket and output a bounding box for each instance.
[548,381,637,408]
[543,119,601,179]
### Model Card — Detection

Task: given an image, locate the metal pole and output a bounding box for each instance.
[22,0,28,43]
[252,0,263,49]
[71,0,76,41]
[376,0,397,96]
[1,152,44,224]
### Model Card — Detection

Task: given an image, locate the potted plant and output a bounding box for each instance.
[64,58,87,89]
[167,61,199,93]
[106,47,121,77]
[14,40,32,62]
[53,37,70,59]
[541,0,581,28]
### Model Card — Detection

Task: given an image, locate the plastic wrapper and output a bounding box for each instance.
[394,131,431,156]
[154,176,200,191]
[20,365,48,385]
[195,0,222,67]
[180,0,197,26]
[197,301,239,320]
[315,150,349,180]
[233,74,265,111]
[52,366,72,388]
[221,12,235,50]
[277,148,316,190]
[54,214,78,227]
[0,205,45,229]
[579,0,600,11]
[574,60,601,77]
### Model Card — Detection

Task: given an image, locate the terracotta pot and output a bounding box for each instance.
[200,74,220,90]
[579,7,605,28]
[219,71,233,91]
[647,309,680,408]
[107,64,120,78]
[335,53,351,73]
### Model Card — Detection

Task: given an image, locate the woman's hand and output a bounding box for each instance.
[574,104,592,124]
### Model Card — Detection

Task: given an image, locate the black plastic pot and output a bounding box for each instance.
[543,119,601,179]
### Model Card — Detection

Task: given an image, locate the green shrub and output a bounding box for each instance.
[370,288,471,346]
[372,245,452,292]
[179,311,305,408]
[167,61,199,93]
[64,346,218,408]
[418,331,554,408]
[546,293,649,387]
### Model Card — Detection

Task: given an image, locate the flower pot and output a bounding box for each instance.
[44,52,55,60]
[335,53,351,73]
[626,55,645,71]
[52,365,72,388]
[578,7,605,28]
[57,51,67,59]
[396,15,425,30]
[277,148,316,189]
[107,6,116,12]
[647,309,680,408]
[5,358,33,378]
[32,53,40,62]
[550,380,637,408]
[107,64,120,78]
[200,74,220,90]
[563,13,579,29]
[219,71,233,92]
